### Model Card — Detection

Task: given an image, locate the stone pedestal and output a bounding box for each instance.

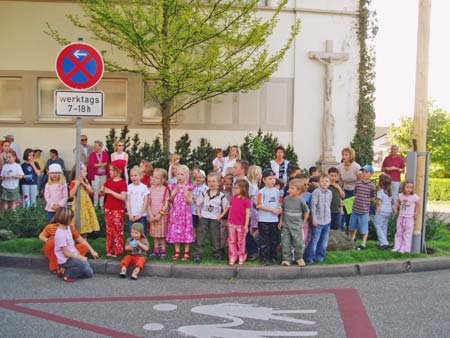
[316,157,339,173]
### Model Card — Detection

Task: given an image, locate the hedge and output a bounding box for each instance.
[428,178,450,201]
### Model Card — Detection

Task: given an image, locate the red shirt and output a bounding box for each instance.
[104,178,127,210]
[142,175,151,187]
[382,155,405,182]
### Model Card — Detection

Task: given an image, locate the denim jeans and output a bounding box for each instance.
[128,216,147,234]
[22,184,38,208]
[330,212,341,231]
[61,258,94,279]
[304,223,331,263]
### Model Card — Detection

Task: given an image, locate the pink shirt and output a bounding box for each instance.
[398,193,420,217]
[44,183,68,212]
[229,196,251,226]
[54,226,79,265]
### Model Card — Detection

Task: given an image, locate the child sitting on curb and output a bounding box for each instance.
[120,222,149,280]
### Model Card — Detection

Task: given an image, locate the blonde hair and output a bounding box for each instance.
[52,207,73,225]
[177,164,190,175]
[170,153,181,165]
[341,147,356,163]
[247,165,262,185]
[139,160,154,176]
[289,178,307,194]
[153,168,168,182]
[114,139,124,151]
[229,145,241,160]
[130,165,143,177]
[48,171,66,185]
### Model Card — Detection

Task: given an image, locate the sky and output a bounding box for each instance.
[373,0,449,126]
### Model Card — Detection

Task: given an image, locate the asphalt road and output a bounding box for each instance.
[0,267,449,338]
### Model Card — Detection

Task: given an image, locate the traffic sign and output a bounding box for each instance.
[55,42,104,90]
[55,90,103,117]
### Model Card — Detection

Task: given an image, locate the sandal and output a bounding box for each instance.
[131,268,140,280]
[150,250,160,258]
[160,251,167,259]
[63,276,76,283]
[181,252,190,261]
[56,266,65,278]
[172,252,180,261]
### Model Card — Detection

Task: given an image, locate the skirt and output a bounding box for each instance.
[1,186,20,201]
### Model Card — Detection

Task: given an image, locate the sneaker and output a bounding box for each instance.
[356,245,366,250]
[281,260,291,266]
[248,254,258,261]
[193,256,202,264]
[296,259,306,267]
[119,266,127,278]
[131,268,140,280]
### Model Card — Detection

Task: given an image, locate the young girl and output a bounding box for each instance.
[140,160,153,187]
[101,159,128,257]
[21,148,41,208]
[212,148,225,176]
[228,179,251,265]
[247,165,262,254]
[393,181,420,253]
[167,164,195,261]
[1,150,24,211]
[192,169,208,233]
[148,168,170,258]
[111,140,129,182]
[374,174,393,249]
[120,222,149,280]
[168,153,181,181]
[222,145,240,177]
[168,163,179,185]
[69,163,100,237]
[127,166,149,233]
[44,163,67,222]
[53,207,98,282]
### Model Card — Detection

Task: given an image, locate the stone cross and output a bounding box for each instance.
[309,40,348,169]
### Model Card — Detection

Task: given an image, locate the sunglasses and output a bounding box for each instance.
[81,138,87,141]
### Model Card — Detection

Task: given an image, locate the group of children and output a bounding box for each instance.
[32,144,420,282]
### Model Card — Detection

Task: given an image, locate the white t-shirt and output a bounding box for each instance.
[222,156,237,177]
[1,163,24,189]
[377,189,393,214]
[197,189,229,219]
[127,183,149,216]
[337,162,361,191]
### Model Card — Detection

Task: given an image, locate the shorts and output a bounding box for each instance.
[1,186,20,201]
[348,212,369,234]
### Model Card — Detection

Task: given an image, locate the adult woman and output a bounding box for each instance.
[270,146,290,184]
[111,139,129,182]
[87,140,110,208]
[337,147,361,198]
[222,145,241,177]
[21,148,41,208]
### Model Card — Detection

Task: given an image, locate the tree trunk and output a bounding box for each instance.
[161,102,171,154]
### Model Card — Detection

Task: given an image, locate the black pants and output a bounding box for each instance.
[258,221,279,262]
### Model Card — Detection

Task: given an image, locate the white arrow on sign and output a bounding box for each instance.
[73,50,88,59]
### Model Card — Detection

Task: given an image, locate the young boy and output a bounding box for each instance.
[308,166,320,183]
[120,222,149,280]
[192,169,208,232]
[328,167,345,231]
[348,165,376,250]
[257,168,282,265]
[194,172,229,263]
[304,174,332,264]
[212,148,225,176]
[279,179,309,267]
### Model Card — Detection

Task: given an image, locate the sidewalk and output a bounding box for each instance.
[1,253,449,280]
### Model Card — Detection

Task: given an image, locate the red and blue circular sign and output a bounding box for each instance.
[55,42,104,90]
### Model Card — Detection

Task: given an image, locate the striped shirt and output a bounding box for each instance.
[353,181,376,214]
[310,188,332,225]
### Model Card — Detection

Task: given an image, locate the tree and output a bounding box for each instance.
[389,106,450,178]
[46,0,300,153]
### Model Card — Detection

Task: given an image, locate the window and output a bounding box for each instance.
[0,77,22,120]
[142,81,162,122]
[38,78,67,120]
[96,79,127,121]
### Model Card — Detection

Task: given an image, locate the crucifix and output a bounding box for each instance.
[309,40,349,169]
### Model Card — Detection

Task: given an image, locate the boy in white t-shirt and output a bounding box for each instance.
[126,166,149,234]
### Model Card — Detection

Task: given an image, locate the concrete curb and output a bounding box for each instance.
[0,253,449,279]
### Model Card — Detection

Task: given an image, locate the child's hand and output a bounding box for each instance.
[90,250,99,259]
[155,214,161,221]
[313,220,318,227]
[277,223,283,230]
[79,256,88,262]
[273,207,282,215]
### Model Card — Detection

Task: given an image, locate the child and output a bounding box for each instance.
[44,163,68,222]
[279,178,309,266]
[53,207,98,282]
[374,174,393,249]
[219,174,234,251]
[228,179,251,265]
[192,169,208,233]
[101,159,128,257]
[348,165,376,250]
[1,150,24,211]
[168,153,181,181]
[247,165,262,232]
[120,222,149,280]
[308,166,320,183]
[283,165,302,197]
[111,140,129,182]
[21,148,41,208]
[304,174,332,264]
[194,172,229,263]
[167,164,195,260]
[39,207,98,273]
[148,168,170,258]
[222,145,240,177]
[127,166,149,233]
[140,160,153,187]
[257,168,282,266]
[69,163,100,237]
[212,148,225,176]
[168,163,179,185]
[328,167,345,231]
[392,181,420,253]
[299,177,313,247]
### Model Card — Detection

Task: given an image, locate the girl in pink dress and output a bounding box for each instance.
[167,165,195,261]
[148,168,170,258]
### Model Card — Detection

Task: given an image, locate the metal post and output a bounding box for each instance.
[75,118,82,231]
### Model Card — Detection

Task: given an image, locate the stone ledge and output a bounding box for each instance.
[357,260,410,275]
[409,257,450,272]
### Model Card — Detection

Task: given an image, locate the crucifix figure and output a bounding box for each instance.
[309,40,348,169]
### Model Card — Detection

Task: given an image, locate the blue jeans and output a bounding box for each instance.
[128,216,147,234]
[349,212,369,234]
[304,223,331,263]
[330,212,341,230]
[61,258,94,279]
[22,184,38,208]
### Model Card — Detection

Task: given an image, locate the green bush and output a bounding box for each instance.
[428,178,450,201]
[0,200,48,238]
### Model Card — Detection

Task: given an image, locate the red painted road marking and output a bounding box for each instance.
[0,288,377,338]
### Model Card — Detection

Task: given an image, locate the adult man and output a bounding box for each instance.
[382,145,405,201]
[45,149,66,173]
[73,135,93,165]
[4,134,21,160]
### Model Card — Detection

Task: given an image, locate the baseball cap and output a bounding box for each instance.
[360,165,374,174]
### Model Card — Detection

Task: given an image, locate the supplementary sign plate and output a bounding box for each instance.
[55,90,103,117]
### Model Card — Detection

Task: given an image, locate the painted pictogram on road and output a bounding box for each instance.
[55,42,104,90]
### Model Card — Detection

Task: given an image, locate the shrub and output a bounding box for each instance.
[190,138,215,173]
[428,178,450,201]
[0,200,48,238]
